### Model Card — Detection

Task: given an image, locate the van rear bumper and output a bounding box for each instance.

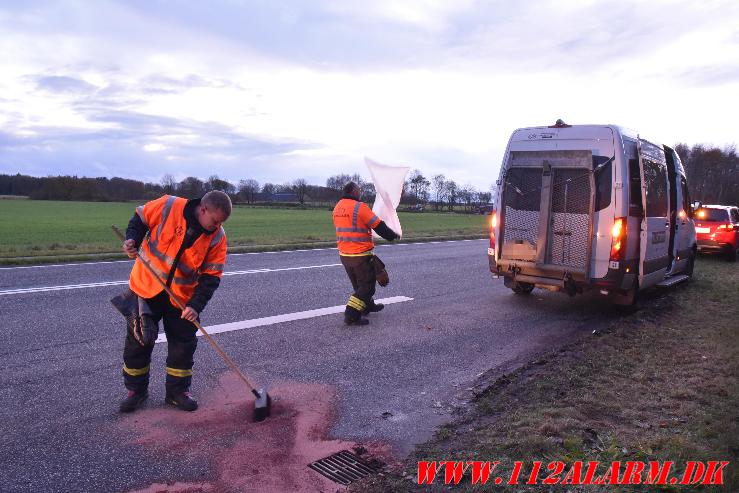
[494,258,635,292]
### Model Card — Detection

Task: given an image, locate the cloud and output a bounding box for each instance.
[32,75,98,94]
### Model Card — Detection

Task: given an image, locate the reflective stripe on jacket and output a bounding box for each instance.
[332,198,381,255]
[130,195,227,307]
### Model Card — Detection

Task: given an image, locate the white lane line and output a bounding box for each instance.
[0,263,342,296]
[0,238,486,269]
[155,296,414,343]
[0,259,134,270]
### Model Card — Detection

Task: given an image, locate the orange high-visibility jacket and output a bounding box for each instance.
[332,198,381,255]
[129,195,227,307]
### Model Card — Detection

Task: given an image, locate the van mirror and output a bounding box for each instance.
[691,201,702,214]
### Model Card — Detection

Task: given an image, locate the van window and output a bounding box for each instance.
[593,156,612,211]
[624,140,642,214]
[641,142,668,218]
[503,168,542,211]
[732,209,739,223]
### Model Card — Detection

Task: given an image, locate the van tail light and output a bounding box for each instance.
[716,223,735,232]
[609,217,626,262]
[489,211,497,251]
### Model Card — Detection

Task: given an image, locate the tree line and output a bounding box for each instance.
[675,143,739,205]
[0,171,494,211]
[1,143,736,207]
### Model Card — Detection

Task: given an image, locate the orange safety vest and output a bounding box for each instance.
[332,198,381,255]
[129,195,227,307]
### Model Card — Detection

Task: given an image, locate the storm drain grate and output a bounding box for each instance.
[308,450,382,485]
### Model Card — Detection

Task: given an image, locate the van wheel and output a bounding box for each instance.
[613,280,639,309]
[511,282,534,295]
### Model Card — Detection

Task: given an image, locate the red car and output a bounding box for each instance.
[694,205,739,261]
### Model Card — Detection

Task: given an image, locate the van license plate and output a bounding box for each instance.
[695,227,710,233]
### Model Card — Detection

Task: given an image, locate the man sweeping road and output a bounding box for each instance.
[333,181,399,326]
[116,191,231,413]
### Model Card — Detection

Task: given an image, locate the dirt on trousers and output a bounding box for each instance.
[115,374,390,493]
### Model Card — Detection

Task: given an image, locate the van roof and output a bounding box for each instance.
[510,123,638,140]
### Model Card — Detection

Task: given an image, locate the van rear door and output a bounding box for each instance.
[638,140,671,288]
[499,149,594,278]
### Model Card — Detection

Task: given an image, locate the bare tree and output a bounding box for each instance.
[445,180,458,211]
[432,174,447,210]
[458,183,476,212]
[238,179,260,204]
[161,174,177,195]
[205,175,236,195]
[178,177,205,198]
[292,178,308,204]
[406,169,430,204]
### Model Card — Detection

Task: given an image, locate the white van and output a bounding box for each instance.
[488,121,696,305]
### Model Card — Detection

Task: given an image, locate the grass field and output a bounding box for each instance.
[0,199,488,259]
[351,256,739,492]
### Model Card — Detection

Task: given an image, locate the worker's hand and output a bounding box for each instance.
[123,239,138,259]
[181,306,199,322]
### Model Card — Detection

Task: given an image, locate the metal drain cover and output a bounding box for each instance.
[308,450,382,485]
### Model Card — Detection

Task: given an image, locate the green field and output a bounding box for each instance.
[0,199,488,260]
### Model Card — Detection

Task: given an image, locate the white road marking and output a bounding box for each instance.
[155,296,414,343]
[0,263,342,296]
[0,239,486,270]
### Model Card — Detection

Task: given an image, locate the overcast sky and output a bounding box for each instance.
[1,0,738,189]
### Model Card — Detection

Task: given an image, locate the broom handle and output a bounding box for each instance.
[112,225,260,396]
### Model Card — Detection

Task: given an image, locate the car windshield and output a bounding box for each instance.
[696,208,729,222]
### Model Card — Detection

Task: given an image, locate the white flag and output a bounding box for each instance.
[365,157,410,239]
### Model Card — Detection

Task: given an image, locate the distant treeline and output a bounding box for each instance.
[1,142,736,206]
[675,143,739,205]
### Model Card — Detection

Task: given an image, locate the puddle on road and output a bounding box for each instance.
[116,374,390,493]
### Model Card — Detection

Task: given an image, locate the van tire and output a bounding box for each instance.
[511,282,534,295]
[613,280,639,309]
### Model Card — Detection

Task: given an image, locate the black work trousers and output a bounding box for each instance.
[340,254,377,321]
[122,290,198,394]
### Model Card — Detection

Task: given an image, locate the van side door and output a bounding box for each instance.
[638,140,671,288]
[673,175,696,271]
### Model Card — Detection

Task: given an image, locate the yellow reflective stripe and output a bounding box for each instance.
[339,250,374,257]
[347,300,363,311]
[166,367,193,377]
[123,364,150,377]
[348,295,366,310]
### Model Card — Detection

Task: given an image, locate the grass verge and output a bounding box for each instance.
[351,256,738,492]
[0,200,488,263]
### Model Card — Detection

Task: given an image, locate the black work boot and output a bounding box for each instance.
[345,316,370,326]
[119,390,148,413]
[165,391,198,412]
[362,303,384,315]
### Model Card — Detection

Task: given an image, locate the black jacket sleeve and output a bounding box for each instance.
[125,213,148,248]
[373,221,399,241]
[187,274,221,313]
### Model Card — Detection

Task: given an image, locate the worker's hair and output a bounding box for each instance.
[201,190,232,217]
[343,181,359,196]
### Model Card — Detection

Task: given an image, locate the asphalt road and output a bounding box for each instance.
[0,239,620,492]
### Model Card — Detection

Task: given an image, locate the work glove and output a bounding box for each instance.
[111,289,159,346]
[371,255,390,287]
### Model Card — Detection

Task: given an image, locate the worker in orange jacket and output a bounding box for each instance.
[333,182,399,325]
[117,190,231,413]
